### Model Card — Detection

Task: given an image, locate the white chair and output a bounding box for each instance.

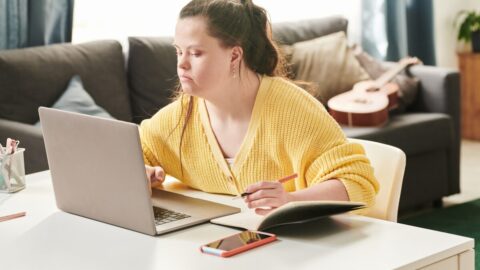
[349,138,406,222]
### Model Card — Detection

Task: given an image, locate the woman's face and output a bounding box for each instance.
[174,16,235,97]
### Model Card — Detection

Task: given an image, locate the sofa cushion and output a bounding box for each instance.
[0,40,132,124]
[127,37,178,123]
[343,113,452,155]
[272,16,348,45]
[289,32,370,104]
[34,75,114,127]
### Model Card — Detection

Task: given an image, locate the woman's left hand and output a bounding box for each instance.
[243,181,294,215]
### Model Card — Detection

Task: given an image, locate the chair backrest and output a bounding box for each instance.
[349,138,406,222]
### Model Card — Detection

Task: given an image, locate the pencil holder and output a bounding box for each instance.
[0,148,26,193]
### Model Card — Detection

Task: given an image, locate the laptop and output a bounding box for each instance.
[38,107,240,236]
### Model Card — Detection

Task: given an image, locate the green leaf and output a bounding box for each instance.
[455,10,480,42]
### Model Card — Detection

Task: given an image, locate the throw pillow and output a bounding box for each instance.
[289,31,370,105]
[352,44,419,113]
[127,37,178,123]
[0,40,132,124]
[34,75,114,127]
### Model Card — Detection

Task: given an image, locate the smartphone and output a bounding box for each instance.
[200,230,277,257]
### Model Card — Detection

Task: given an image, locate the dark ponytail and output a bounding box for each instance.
[179,0,288,77]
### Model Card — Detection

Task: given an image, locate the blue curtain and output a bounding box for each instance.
[0,0,74,50]
[362,0,436,65]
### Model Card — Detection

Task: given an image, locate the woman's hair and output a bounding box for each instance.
[179,0,288,77]
[174,0,289,177]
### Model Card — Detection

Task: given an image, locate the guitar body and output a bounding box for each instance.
[352,81,399,110]
[327,87,391,127]
[327,56,421,127]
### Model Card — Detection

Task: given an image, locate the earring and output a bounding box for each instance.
[232,64,237,79]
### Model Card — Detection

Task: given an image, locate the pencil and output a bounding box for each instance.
[239,173,298,197]
[0,211,26,222]
[276,173,299,184]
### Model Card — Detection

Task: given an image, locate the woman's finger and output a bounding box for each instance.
[154,167,165,182]
[244,181,280,194]
[145,165,165,189]
[244,187,281,202]
[150,167,165,188]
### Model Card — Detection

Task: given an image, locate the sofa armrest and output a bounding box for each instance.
[380,62,461,195]
[408,65,461,195]
[0,119,48,174]
[409,65,460,116]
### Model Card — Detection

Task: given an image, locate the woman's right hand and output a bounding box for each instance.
[145,165,165,190]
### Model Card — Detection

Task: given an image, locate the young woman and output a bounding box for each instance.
[140,0,379,215]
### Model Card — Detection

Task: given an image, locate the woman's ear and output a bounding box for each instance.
[230,46,243,79]
[231,46,243,65]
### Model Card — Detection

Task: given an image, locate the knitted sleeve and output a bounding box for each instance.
[265,77,379,208]
[304,141,379,208]
[138,97,186,169]
[139,122,160,166]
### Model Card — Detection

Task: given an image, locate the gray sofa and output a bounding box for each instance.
[0,16,460,213]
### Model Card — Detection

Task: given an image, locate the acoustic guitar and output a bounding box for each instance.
[327,57,421,127]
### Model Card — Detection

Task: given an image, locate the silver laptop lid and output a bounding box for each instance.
[39,107,157,235]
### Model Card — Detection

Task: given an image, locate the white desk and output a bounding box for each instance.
[0,171,474,270]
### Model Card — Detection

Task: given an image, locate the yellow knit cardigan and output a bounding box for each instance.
[140,76,379,208]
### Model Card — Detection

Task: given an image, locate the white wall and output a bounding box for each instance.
[255,0,361,43]
[434,0,480,68]
[72,1,361,46]
[72,1,190,44]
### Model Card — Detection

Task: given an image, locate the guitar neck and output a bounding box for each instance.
[375,62,411,87]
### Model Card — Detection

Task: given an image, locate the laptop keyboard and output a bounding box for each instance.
[153,206,191,226]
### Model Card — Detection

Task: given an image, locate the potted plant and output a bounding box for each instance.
[455,10,480,53]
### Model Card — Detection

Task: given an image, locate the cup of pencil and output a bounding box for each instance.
[0,139,26,193]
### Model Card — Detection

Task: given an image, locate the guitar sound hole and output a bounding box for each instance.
[366,87,379,92]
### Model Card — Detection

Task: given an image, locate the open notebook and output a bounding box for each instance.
[210,201,366,231]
